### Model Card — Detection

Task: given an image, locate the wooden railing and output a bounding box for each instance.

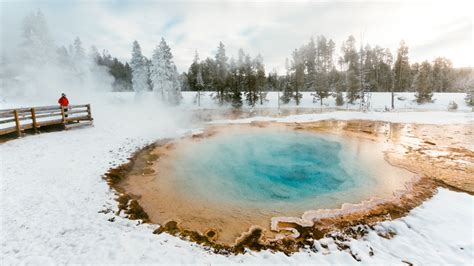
[0,104,93,137]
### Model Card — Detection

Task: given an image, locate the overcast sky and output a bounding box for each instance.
[1,0,473,73]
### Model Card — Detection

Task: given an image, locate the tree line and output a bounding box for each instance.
[180,36,473,107]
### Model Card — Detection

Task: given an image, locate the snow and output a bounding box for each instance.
[211,111,472,125]
[180,91,473,112]
[1,93,473,264]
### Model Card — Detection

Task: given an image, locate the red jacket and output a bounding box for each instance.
[58,96,69,107]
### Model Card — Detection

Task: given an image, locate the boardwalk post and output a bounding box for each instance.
[31,108,38,133]
[60,106,66,124]
[13,110,21,137]
[86,104,92,120]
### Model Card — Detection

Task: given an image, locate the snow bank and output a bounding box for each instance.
[1,95,473,264]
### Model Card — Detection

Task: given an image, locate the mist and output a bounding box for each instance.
[0,10,118,106]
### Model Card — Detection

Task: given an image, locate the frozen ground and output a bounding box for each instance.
[1,92,473,264]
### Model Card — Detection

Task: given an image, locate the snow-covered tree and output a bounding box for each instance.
[71,37,87,82]
[130,40,149,94]
[21,9,55,65]
[150,38,182,105]
[72,37,85,62]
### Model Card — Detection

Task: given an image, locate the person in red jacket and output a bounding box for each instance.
[58,93,69,118]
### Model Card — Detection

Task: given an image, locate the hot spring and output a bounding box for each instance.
[119,124,414,244]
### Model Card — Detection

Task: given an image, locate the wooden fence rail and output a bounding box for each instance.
[0,104,93,137]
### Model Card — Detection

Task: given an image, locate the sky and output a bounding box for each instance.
[1,0,473,73]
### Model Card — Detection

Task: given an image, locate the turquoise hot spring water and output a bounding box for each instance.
[165,129,408,212]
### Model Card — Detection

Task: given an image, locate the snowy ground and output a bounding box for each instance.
[1,92,473,264]
[178,91,472,112]
[83,91,471,112]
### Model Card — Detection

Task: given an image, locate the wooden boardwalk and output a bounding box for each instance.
[0,104,93,138]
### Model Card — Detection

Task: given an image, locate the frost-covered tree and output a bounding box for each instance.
[73,37,85,62]
[56,45,70,67]
[414,61,433,104]
[21,9,55,65]
[150,38,182,104]
[71,37,87,82]
[130,40,149,94]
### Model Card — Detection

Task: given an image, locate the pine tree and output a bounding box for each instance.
[150,38,182,104]
[214,42,229,105]
[393,40,411,107]
[329,67,344,106]
[228,58,243,108]
[71,37,86,82]
[169,65,182,105]
[280,58,294,104]
[201,57,217,91]
[414,61,433,104]
[431,57,453,92]
[73,37,85,62]
[188,51,205,106]
[461,71,474,106]
[380,48,394,92]
[243,54,257,107]
[333,58,346,106]
[187,51,200,90]
[291,49,304,105]
[312,36,334,106]
[21,9,55,65]
[195,64,205,106]
[254,54,267,105]
[341,35,360,104]
[465,85,474,106]
[130,40,149,94]
[305,38,317,76]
